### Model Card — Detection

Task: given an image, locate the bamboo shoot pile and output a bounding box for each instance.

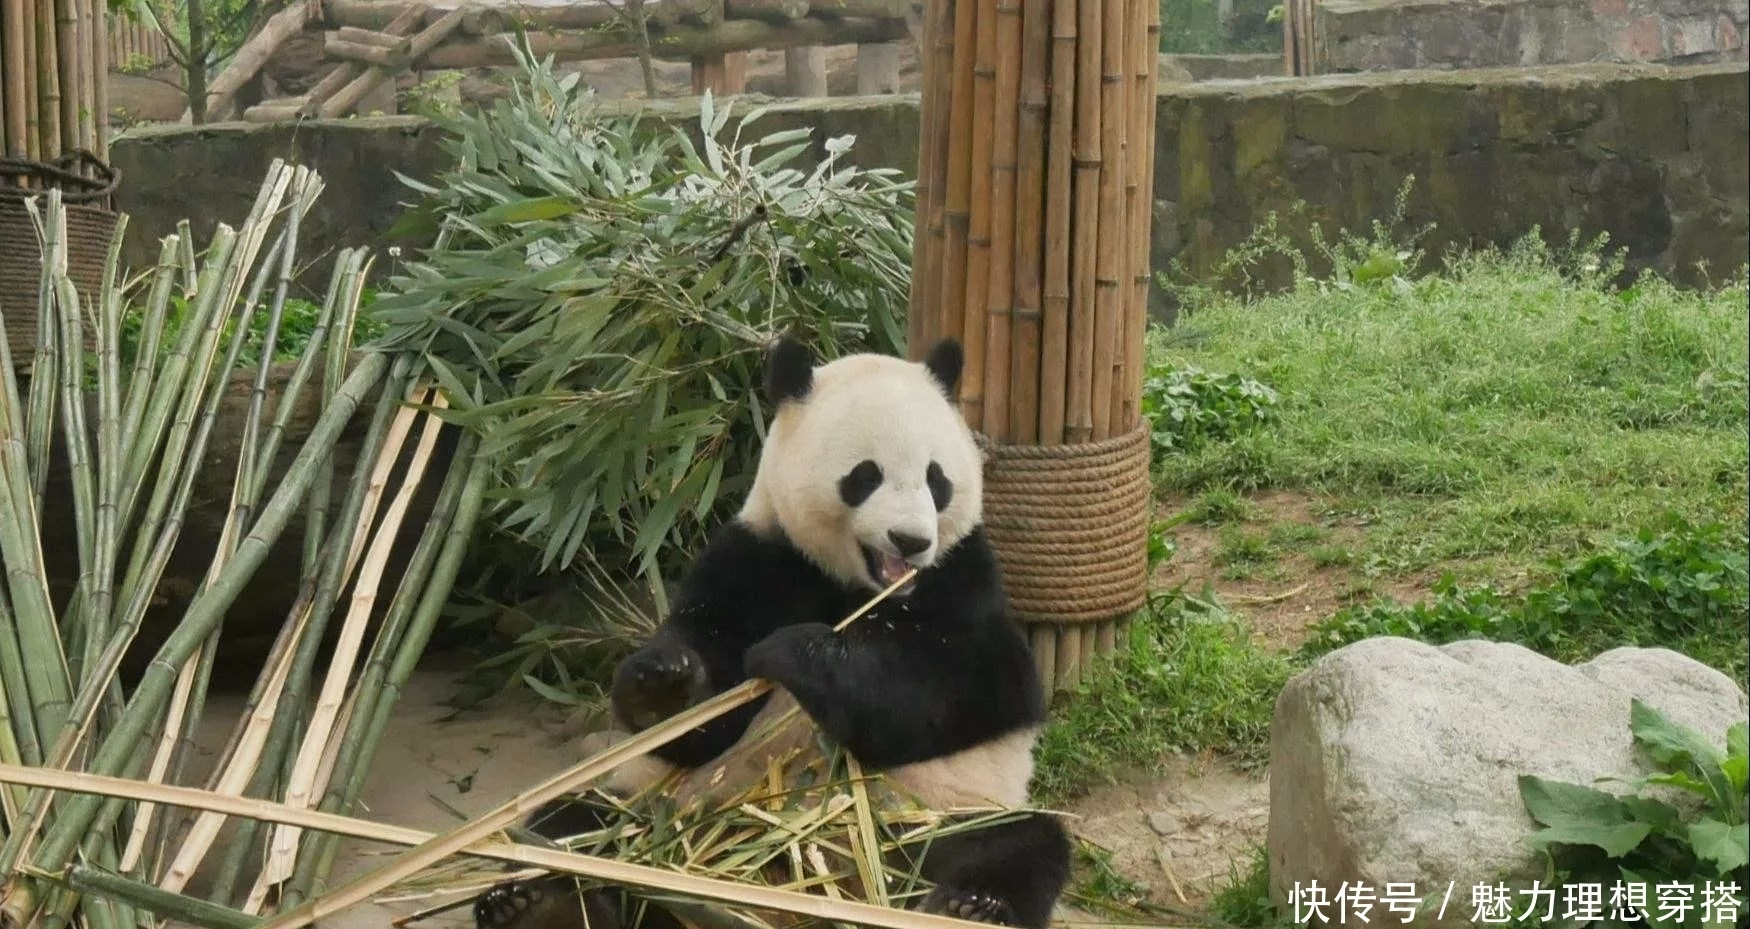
[0,162,493,927]
[908,0,1157,690]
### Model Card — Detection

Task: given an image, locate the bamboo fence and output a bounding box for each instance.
[908,0,1157,691]
[106,11,172,71]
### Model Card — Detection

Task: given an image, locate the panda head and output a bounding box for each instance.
[740,335,981,597]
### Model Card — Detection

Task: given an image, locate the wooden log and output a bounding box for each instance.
[1008,0,1047,445]
[319,3,466,117]
[854,42,901,93]
[325,34,411,69]
[302,4,423,116]
[320,0,722,34]
[419,16,910,67]
[185,0,310,124]
[242,100,311,123]
[784,46,828,95]
[334,25,406,47]
[728,0,810,20]
[690,50,748,94]
[805,0,911,18]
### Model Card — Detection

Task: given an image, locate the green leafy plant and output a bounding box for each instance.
[1515,699,1747,928]
[1140,363,1279,461]
[370,43,912,584]
[1301,516,1749,683]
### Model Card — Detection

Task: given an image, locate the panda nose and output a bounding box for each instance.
[888,530,930,558]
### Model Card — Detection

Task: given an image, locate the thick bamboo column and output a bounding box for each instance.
[909,0,1157,692]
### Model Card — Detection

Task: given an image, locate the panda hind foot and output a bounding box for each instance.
[918,886,1018,926]
[474,878,595,929]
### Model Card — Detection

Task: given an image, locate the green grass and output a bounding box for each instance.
[1032,590,1298,805]
[1150,234,1748,581]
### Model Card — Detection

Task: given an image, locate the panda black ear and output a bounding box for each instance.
[923,339,963,398]
[764,334,815,405]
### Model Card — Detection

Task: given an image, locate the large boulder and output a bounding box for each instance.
[1267,637,1747,927]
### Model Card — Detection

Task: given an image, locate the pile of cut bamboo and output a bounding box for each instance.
[908,0,1159,690]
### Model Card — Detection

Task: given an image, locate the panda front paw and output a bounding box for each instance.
[918,886,1018,926]
[611,641,710,731]
[474,879,568,929]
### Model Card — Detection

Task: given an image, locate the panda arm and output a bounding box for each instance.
[743,616,1042,768]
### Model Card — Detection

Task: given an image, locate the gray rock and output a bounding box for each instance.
[1147,812,1182,836]
[1267,638,1747,928]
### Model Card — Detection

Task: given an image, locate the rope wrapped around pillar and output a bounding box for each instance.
[909,0,1160,691]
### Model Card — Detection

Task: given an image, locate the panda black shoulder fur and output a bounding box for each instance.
[474,335,1072,929]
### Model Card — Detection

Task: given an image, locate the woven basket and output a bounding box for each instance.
[0,150,121,366]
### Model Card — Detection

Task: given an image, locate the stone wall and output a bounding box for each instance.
[1315,0,1748,73]
[109,61,1749,322]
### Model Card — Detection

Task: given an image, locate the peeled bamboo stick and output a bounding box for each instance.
[1090,0,1128,441]
[1039,0,1075,446]
[960,0,998,431]
[980,0,1021,441]
[935,0,977,394]
[1065,0,1101,445]
[1008,0,1048,446]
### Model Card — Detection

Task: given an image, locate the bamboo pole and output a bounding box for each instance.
[89,0,104,154]
[1090,0,1126,443]
[1008,0,1047,446]
[1125,0,1157,432]
[52,0,77,157]
[934,0,976,380]
[959,0,997,430]
[22,0,40,160]
[1064,0,1100,446]
[4,0,27,157]
[36,0,58,158]
[906,0,951,351]
[1039,0,1074,446]
[981,0,1021,440]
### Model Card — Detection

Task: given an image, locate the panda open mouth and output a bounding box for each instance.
[860,545,919,595]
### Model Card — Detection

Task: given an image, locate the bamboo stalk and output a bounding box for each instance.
[935,0,976,389]
[18,351,390,891]
[251,569,920,929]
[22,0,39,160]
[1008,0,1048,446]
[1129,0,1159,428]
[1065,0,1100,445]
[907,0,953,352]
[35,0,57,158]
[1028,624,1055,694]
[3,0,26,157]
[1053,626,1081,690]
[52,0,76,157]
[1090,0,1127,443]
[291,433,487,901]
[981,0,1021,441]
[245,390,445,910]
[960,0,997,430]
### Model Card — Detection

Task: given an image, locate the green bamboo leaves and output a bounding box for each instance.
[369,40,914,584]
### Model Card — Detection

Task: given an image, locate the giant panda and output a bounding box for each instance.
[473,334,1072,929]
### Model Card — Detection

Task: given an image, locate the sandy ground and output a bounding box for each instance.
[152,649,1262,928]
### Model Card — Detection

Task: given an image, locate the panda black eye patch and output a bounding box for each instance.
[926,461,953,512]
[839,460,884,507]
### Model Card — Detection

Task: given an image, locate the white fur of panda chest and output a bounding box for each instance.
[473,336,1072,929]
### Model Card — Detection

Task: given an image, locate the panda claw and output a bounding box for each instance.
[474,880,560,929]
[919,887,1017,926]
